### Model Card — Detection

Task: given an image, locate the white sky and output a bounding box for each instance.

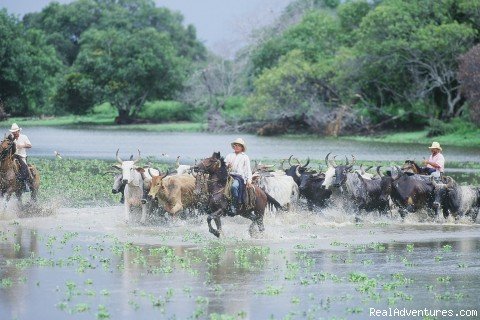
[1,0,290,56]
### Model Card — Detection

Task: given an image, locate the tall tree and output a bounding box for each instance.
[71,27,186,122]
[0,10,62,115]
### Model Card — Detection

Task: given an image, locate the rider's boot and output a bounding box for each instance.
[228,201,237,217]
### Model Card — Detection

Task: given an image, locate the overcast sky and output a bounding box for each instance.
[1,0,290,56]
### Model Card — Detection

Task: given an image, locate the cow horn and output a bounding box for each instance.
[302,157,310,168]
[325,152,331,166]
[295,165,301,177]
[332,155,338,168]
[359,163,364,174]
[280,159,286,171]
[160,170,169,179]
[133,149,141,164]
[376,166,383,177]
[148,168,157,177]
[116,149,123,163]
[288,155,294,167]
[345,156,349,166]
[351,155,356,166]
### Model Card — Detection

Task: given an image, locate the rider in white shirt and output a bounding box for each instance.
[9,123,33,192]
[225,138,252,213]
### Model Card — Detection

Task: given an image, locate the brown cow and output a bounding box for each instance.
[148,173,196,215]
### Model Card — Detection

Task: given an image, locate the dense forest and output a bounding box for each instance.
[1,0,479,136]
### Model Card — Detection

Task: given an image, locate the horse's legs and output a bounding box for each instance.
[207,208,223,237]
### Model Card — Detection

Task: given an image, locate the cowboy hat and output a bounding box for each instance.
[231,138,246,151]
[9,123,21,132]
[428,141,442,151]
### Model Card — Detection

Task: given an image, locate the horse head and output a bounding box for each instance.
[0,136,15,160]
[195,152,224,175]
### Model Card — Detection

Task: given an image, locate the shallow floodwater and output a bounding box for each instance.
[6,126,480,163]
[1,205,479,319]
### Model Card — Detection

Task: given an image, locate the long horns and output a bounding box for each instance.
[116,149,141,163]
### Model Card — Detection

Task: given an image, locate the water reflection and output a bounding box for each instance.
[0,214,479,319]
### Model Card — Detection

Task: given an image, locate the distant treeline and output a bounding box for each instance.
[1,0,480,135]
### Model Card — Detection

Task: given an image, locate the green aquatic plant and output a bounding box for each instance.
[442,244,453,252]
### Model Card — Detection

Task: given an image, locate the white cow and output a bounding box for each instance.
[175,156,193,175]
[113,149,157,224]
[254,170,299,213]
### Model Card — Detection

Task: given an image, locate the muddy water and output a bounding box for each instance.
[1,206,479,319]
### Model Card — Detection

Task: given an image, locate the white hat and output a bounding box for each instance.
[9,123,21,132]
[428,141,442,151]
[231,138,246,151]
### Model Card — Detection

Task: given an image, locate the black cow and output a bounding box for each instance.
[283,155,310,185]
[111,172,125,204]
[379,168,435,218]
[354,170,389,212]
[298,172,332,209]
[432,176,480,221]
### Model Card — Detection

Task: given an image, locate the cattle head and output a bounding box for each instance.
[111,173,124,194]
[378,166,399,203]
[284,155,310,184]
[113,149,142,185]
[431,176,455,213]
[299,172,325,192]
[332,155,355,188]
[148,170,169,199]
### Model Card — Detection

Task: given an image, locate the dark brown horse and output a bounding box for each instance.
[194,152,278,238]
[402,160,431,175]
[0,136,40,202]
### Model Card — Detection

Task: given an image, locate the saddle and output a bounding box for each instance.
[224,175,256,211]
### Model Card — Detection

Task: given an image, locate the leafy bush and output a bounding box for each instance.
[220,96,249,120]
[91,103,117,116]
[138,101,196,122]
[427,118,475,137]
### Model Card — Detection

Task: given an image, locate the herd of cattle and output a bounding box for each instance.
[110,150,480,224]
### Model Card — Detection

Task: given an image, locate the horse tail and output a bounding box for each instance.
[265,191,283,211]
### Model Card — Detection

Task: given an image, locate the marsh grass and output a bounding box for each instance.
[27,158,171,208]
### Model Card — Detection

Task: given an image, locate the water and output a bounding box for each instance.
[1,206,479,319]
[3,126,479,163]
[1,126,478,318]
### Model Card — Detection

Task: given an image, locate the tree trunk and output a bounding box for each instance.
[114,109,133,124]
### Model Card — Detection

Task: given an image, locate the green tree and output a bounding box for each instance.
[0,10,62,115]
[345,0,476,120]
[248,50,336,120]
[71,27,186,122]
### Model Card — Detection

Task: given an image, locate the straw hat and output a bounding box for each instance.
[231,138,246,151]
[9,123,21,132]
[428,141,442,151]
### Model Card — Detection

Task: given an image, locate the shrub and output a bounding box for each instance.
[138,101,196,122]
[427,118,475,137]
[220,96,249,120]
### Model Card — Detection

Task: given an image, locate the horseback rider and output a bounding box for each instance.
[225,138,253,214]
[422,142,445,178]
[8,123,33,192]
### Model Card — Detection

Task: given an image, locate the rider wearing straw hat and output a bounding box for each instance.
[8,123,33,192]
[422,142,445,177]
[225,138,253,214]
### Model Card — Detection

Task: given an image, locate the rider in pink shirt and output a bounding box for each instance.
[423,142,444,176]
